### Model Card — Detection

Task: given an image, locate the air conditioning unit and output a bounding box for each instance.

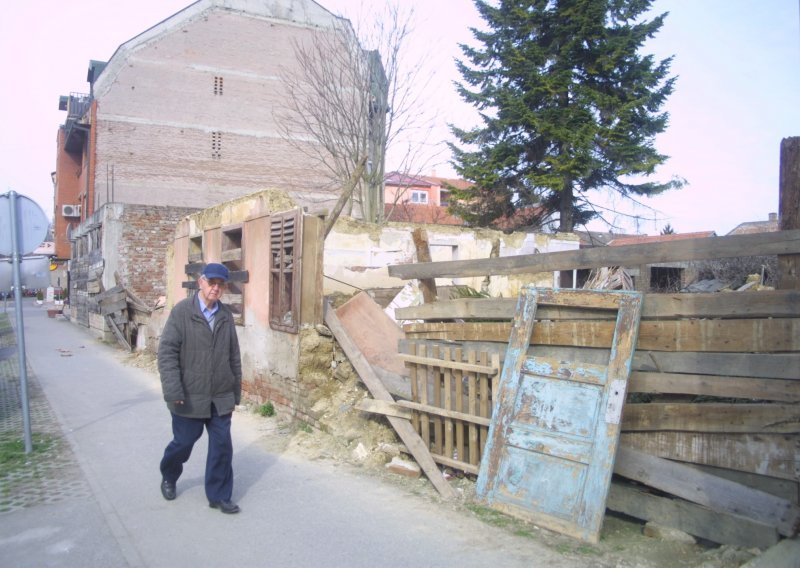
[62,204,81,218]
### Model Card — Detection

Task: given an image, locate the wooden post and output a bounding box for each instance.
[778,137,800,290]
[411,227,438,303]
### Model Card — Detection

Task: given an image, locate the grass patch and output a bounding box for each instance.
[298,421,313,434]
[0,434,59,475]
[258,402,276,417]
[466,503,516,529]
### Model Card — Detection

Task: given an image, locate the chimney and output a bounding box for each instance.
[768,212,777,222]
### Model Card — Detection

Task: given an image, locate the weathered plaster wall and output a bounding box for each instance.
[160,189,326,423]
[324,217,580,298]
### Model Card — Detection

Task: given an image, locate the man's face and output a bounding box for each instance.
[198,276,226,306]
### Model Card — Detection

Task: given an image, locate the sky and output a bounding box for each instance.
[1,0,798,236]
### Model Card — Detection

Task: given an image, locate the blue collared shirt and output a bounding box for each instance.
[197,294,219,330]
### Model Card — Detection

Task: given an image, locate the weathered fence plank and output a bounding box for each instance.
[620,432,799,481]
[388,230,800,279]
[404,318,800,352]
[622,403,800,433]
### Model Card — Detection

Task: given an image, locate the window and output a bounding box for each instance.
[439,190,450,207]
[410,190,428,204]
[188,235,203,264]
[221,225,244,324]
[211,131,222,159]
[214,76,224,95]
[269,209,302,334]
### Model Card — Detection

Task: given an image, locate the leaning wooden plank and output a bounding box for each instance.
[629,372,800,402]
[388,229,800,279]
[397,290,800,322]
[614,446,800,536]
[620,432,799,481]
[607,482,780,549]
[403,319,800,352]
[105,315,131,352]
[324,304,457,500]
[742,535,800,567]
[690,464,800,503]
[622,403,800,433]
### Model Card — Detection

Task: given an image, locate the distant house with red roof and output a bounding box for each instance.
[383,172,553,230]
[383,172,467,226]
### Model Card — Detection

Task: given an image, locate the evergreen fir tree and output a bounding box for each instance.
[448,0,681,232]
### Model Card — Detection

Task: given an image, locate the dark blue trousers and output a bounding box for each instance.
[159,404,233,503]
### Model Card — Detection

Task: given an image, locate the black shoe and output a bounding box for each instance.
[209,500,240,514]
[161,479,176,501]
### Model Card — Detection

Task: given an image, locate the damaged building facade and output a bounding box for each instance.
[145,188,579,423]
[54,0,365,335]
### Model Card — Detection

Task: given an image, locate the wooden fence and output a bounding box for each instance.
[386,229,800,548]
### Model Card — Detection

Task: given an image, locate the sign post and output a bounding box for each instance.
[1,191,49,454]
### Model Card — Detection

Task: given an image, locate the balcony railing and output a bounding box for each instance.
[63,92,91,154]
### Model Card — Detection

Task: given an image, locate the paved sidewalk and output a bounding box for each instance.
[0,311,92,512]
[0,302,578,568]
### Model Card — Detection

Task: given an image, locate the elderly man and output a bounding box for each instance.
[158,262,242,514]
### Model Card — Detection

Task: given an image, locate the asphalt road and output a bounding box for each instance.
[0,302,577,568]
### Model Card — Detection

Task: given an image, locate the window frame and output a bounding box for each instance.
[269,208,302,334]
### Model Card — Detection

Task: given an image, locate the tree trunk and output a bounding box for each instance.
[559,178,574,232]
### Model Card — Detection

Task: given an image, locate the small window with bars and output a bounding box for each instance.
[269,209,302,334]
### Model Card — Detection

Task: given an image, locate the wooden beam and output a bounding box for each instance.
[614,446,800,537]
[396,290,800,321]
[324,303,457,500]
[411,227,437,304]
[621,403,800,433]
[395,400,491,427]
[398,353,497,375]
[629,371,800,402]
[779,137,800,290]
[356,399,414,420]
[403,318,800,352]
[105,315,131,352]
[607,482,779,549]
[401,339,800,380]
[620,433,799,481]
[388,229,800,280]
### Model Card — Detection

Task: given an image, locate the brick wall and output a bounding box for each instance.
[92,10,343,218]
[117,205,199,306]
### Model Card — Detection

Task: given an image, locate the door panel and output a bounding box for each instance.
[477,286,643,543]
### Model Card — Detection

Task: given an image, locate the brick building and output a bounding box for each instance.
[53,0,372,332]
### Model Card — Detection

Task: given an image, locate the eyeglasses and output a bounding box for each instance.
[204,278,227,289]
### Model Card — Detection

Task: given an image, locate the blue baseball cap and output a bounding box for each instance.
[202,263,229,281]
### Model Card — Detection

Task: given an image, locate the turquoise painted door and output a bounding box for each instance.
[476,287,643,543]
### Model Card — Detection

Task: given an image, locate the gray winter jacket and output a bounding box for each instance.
[158,294,242,418]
